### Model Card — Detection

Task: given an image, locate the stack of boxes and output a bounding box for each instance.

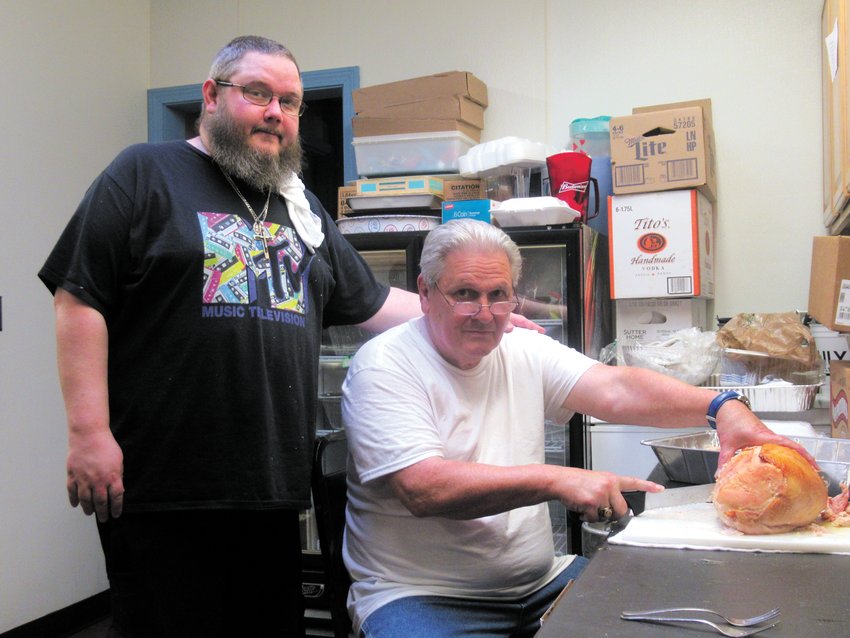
[607,99,717,363]
[338,71,488,220]
[352,71,487,141]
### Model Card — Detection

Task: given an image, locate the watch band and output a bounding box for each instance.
[706,390,751,429]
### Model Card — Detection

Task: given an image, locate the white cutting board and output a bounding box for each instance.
[610,501,850,553]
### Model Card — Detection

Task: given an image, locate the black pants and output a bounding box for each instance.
[97,509,305,638]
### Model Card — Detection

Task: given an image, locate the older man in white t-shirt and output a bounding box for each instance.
[342,219,807,638]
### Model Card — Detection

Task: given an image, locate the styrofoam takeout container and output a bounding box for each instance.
[458,136,548,178]
[490,197,580,227]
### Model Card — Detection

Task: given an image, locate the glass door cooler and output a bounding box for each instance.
[507,225,612,555]
[302,231,426,634]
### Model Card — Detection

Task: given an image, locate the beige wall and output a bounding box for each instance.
[2,0,827,630]
[1,1,149,631]
[148,0,827,318]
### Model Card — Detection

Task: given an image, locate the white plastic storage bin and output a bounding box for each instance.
[352,131,477,177]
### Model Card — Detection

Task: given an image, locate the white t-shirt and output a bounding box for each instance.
[342,317,598,631]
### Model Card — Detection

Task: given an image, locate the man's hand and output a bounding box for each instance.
[555,468,664,523]
[713,400,818,469]
[67,429,124,522]
[505,312,545,333]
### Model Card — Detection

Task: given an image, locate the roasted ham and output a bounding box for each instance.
[712,444,827,534]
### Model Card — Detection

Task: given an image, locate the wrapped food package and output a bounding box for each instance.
[715,312,821,384]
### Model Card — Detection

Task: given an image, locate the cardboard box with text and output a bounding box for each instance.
[808,236,850,333]
[608,189,714,299]
[829,360,850,438]
[610,99,716,201]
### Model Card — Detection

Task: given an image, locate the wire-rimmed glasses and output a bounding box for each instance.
[434,285,518,316]
[215,80,308,117]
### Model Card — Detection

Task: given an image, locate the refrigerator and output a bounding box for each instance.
[302,224,611,623]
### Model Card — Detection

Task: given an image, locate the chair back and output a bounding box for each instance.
[312,430,352,638]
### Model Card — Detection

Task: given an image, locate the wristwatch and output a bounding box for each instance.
[706,390,751,429]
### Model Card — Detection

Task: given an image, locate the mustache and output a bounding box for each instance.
[252,126,284,141]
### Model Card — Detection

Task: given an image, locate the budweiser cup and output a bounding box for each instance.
[546,151,599,220]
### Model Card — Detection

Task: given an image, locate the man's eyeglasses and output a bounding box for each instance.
[434,285,518,316]
[215,80,308,118]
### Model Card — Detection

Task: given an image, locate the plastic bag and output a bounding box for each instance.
[620,328,721,386]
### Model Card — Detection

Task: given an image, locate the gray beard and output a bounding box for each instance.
[205,112,303,193]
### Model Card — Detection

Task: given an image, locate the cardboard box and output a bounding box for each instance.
[352,116,481,141]
[615,297,710,346]
[443,179,483,201]
[829,360,850,438]
[353,175,482,200]
[610,99,716,202]
[441,199,495,223]
[808,236,850,332]
[355,175,446,197]
[356,95,485,129]
[608,189,714,299]
[353,71,488,112]
[337,185,356,218]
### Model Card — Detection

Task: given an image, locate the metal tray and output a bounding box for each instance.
[699,382,820,411]
[643,431,850,486]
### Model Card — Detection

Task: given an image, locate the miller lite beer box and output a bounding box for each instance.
[608,189,714,299]
[609,99,716,202]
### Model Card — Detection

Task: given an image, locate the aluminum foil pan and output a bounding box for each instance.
[643,432,850,485]
[700,382,820,411]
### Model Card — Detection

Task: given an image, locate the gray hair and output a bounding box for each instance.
[208,35,301,81]
[420,220,522,287]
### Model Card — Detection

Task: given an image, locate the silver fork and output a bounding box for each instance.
[622,607,780,627]
[621,613,780,637]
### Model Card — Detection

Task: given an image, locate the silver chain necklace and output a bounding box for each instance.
[218,166,273,259]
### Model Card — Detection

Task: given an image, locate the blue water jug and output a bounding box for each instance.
[569,116,612,235]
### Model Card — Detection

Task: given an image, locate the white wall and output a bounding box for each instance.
[0,1,149,632]
[3,0,828,630]
[545,0,826,317]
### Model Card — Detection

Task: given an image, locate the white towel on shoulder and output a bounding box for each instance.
[280,172,324,253]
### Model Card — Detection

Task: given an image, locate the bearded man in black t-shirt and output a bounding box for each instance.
[39,35,428,638]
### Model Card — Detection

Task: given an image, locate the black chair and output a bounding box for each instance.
[312,430,353,638]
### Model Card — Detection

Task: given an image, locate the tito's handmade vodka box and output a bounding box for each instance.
[608,189,714,299]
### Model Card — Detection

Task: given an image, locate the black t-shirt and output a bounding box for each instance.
[39,141,389,511]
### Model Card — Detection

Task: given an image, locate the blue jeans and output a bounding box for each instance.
[360,556,589,638]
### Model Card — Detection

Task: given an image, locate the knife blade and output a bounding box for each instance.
[643,483,715,511]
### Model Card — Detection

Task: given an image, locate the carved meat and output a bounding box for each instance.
[712,444,827,534]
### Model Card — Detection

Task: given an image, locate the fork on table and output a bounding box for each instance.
[621,607,780,627]
[620,608,781,637]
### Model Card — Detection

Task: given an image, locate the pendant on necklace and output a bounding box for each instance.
[254,221,270,260]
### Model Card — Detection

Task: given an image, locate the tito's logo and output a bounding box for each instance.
[637,233,667,253]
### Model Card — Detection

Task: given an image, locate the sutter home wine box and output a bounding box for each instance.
[608,189,714,299]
